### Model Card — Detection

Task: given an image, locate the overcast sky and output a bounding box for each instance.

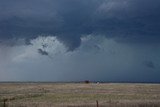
[0,0,160,82]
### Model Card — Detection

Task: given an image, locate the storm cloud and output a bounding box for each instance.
[143,60,155,69]
[0,0,160,49]
[0,0,160,82]
[38,49,48,56]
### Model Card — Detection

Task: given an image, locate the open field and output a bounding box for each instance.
[0,83,160,107]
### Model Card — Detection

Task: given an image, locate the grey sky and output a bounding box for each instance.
[0,0,160,82]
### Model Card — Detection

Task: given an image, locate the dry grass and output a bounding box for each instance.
[0,83,160,107]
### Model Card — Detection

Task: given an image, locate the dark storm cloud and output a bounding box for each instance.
[0,0,160,49]
[38,49,48,56]
[143,60,155,69]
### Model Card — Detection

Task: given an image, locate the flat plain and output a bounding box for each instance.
[0,83,160,107]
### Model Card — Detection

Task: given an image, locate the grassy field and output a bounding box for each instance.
[0,83,160,107]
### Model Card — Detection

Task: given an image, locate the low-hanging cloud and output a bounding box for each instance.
[0,35,160,82]
[38,49,48,56]
[143,60,155,69]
